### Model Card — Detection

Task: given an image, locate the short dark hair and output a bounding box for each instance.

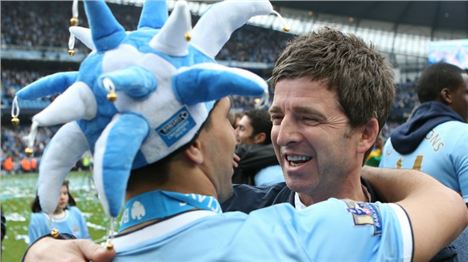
[272,27,395,132]
[244,109,272,144]
[31,180,76,213]
[417,62,465,103]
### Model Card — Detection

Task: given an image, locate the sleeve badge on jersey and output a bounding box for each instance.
[344,200,382,236]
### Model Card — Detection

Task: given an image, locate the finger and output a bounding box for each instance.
[233,153,240,168]
[233,153,240,162]
[74,239,116,262]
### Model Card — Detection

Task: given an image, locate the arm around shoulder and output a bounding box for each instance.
[362,166,467,262]
[23,237,115,262]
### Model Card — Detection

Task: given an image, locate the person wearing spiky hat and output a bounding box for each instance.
[20,0,466,261]
[14,0,271,220]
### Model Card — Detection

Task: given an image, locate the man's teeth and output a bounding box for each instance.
[286,155,311,166]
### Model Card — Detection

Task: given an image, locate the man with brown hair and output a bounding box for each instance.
[226,27,394,212]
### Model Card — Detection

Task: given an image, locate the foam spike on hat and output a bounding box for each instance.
[69,26,95,50]
[98,66,157,100]
[173,63,266,105]
[38,122,89,213]
[15,0,274,218]
[32,81,97,125]
[84,0,125,51]
[191,0,274,58]
[137,0,167,30]
[149,0,191,56]
[94,114,150,216]
[16,72,79,99]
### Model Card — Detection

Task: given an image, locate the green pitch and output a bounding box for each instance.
[1,171,111,261]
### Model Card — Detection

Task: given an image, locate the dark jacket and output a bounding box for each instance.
[391,101,464,154]
[232,143,279,185]
[222,178,380,213]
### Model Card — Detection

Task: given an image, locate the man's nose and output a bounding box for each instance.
[275,116,300,146]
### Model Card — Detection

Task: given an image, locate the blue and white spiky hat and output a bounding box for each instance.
[14,0,277,218]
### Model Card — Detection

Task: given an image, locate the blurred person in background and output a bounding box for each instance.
[29,180,89,243]
[2,154,14,175]
[365,136,384,167]
[380,62,468,261]
[228,111,243,129]
[233,109,283,186]
[20,156,32,173]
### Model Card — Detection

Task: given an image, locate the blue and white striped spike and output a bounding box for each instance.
[98,66,157,100]
[69,26,95,50]
[38,122,89,214]
[31,82,97,126]
[173,63,268,106]
[191,0,273,58]
[93,114,150,217]
[15,72,79,100]
[84,0,125,52]
[149,0,191,56]
[138,0,167,29]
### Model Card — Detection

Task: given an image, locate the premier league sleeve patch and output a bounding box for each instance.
[344,200,383,236]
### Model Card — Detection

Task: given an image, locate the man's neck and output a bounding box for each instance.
[126,160,217,201]
[297,176,368,206]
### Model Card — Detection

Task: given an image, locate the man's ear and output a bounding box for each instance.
[183,139,204,164]
[358,118,379,154]
[440,88,453,104]
[253,132,266,144]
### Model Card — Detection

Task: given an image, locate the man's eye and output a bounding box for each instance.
[271,115,283,124]
[303,117,320,125]
[303,117,317,121]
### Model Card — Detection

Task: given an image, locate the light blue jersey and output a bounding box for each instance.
[255,165,284,186]
[28,206,89,243]
[113,199,413,261]
[380,121,468,202]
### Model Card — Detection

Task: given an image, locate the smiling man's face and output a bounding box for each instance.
[270,77,363,198]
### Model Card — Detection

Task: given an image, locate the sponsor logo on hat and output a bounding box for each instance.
[157,107,196,147]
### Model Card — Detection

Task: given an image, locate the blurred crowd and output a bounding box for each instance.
[217,24,292,63]
[1,126,53,174]
[1,69,50,106]
[1,1,135,49]
[388,80,419,122]
[1,1,291,63]
[1,125,94,175]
